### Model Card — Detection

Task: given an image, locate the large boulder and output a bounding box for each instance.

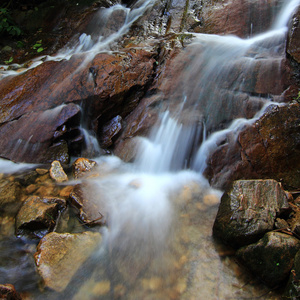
[213,179,290,247]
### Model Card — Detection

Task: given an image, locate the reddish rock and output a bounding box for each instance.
[100,115,123,148]
[0,49,156,163]
[0,284,22,300]
[0,103,80,163]
[287,6,300,64]
[206,103,300,190]
[199,0,282,38]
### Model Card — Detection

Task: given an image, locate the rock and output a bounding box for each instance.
[0,103,81,163]
[15,196,67,239]
[50,160,68,183]
[72,157,97,179]
[0,284,22,300]
[236,232,300,287]
[283,249,300,299]
[34,231,102,292]
[69,183,105,226]
[0,180,22,217]
[206,103,300,190]
[199,0,282,38]
[213,179,290,247]
[100,115,122,148]
[287,6,300,64]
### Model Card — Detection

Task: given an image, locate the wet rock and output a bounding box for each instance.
[0,48,155,163]
[100,115,122,148]
[283,249,300,299]
[236,232,300,287]
[213,179,289,248]
[15,196,67,239]
[0,284,22,300]
[287,6,300,64]
[0,103,81,163]
[69,183,105,226]
[34,231,102,292]
[50,160,68,183]
[73,157,98,179]
[199,0,283,38]
[206,103,300,190]
[0,180,22,217]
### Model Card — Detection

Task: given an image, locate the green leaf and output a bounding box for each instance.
[4,57,13,64]
[37,47,44,53]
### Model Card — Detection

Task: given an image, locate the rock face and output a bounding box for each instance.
[213,179,290,248]
[206,103,300,190]
[34,231,102,292]
[0,49,156,163]
[236,232,300,287]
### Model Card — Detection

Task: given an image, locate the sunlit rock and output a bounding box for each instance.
[213,179,290,247]
[15,196,67,239]
[236,232,300,287]
[72,157,97,179]
[50,160,68,183]
[34,231,102,292]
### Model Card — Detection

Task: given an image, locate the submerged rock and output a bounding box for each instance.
[213,179,289,247]
[236,232,300,287]
[15,196,67,239]
[69,183,105,226]
[0,180,22,217]
[34,231,102,292]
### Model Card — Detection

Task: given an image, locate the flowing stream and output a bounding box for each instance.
[0,0,299,299]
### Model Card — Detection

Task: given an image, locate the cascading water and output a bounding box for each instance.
[0,0,299,299]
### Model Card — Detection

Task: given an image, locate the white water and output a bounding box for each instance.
[0,0,155,78]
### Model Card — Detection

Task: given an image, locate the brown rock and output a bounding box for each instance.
[206,103,300,190]
[50,161,68,183]
[69,183,105,226]
[16,196,67,238]
[72,158,97,179]
[213,179,289,247]
[0,180,22,216]
[287,6,300,64]
[0,284,22,300]
[35,231,102,292]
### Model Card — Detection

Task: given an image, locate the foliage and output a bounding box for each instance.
[32,40,44,53]
[0,7,22,36]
